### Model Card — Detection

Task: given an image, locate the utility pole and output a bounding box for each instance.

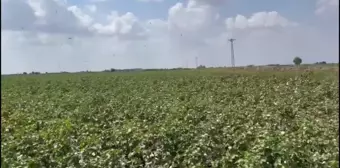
[195,57,198,68]
[84,60,88,72]
[228,38,236,67]
[58,61,61,72]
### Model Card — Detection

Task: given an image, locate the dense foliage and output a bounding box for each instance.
[1,70,339,167]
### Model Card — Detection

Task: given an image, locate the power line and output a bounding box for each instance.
[228,38,236,67]
[195,57,198,68]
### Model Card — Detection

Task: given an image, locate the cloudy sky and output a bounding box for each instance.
[1,0,338,74]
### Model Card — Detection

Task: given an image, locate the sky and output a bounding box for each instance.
[1,0,339,74]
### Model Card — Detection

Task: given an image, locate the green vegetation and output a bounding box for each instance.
[1,67,339,167]
[293,57,303,66]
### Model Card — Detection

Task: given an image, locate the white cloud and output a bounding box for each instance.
[68,6,93,26]
[85,5,97,13]
[2,0,91,35]
[90,11,147,39]
[1,0,338,74]
[225,11,298,30]
[137,0,164,2]
[167,0,225,54]
[89,0,107,3]
[316,0,339,15]
[188,0,227,6]
[28,0,46,17]
[2,0,37,31]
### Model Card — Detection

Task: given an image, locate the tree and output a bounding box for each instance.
[315,61,327,64]
[293,57,302,66]
[30,71,40,75]
[197,65,206,69]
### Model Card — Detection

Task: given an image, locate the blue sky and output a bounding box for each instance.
[1,0,338,74]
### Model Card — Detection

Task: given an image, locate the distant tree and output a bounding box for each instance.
[197,65,206,69]
[110,68,116,72]
[30,71,40,75]
[293,57,302,66]
[315,61,327,64]
[267,64,280,67]
[23,72,27,75]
